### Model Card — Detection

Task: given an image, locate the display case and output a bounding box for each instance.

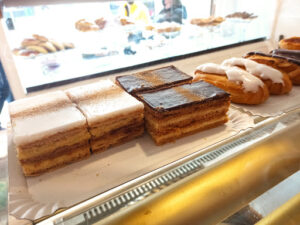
[0,0,300,225]
[1,0,276,97]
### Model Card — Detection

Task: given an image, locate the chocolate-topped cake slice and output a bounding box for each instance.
[137,81,230,145]
[115,65,192,95]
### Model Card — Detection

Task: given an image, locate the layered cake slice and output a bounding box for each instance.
[137,81,230,145]
[9,91,91,176]
[66,80,144,153]
[115,65,192,96]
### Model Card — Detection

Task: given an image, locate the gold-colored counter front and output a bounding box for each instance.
[96,122,300,225]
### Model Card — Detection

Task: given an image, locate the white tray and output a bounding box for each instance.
[233,86,300,117]
[8,108,254,221]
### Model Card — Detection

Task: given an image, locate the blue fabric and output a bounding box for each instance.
[0,61,13,115]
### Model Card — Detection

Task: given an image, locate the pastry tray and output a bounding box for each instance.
[233,86,300,117]
[8,107,254,222]
[8,83,300,223]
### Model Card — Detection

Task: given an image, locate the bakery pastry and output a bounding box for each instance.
[66,80,144,153]
[137,81,230,145]
[95,17,107,29]
[39,41,57,52]
[17,35,72,56]
[9,91,91,176]
[268,49,300,85]
[12,48,39,57]
[32,34,48,42]
[245,52,300,85]
[120,17,135,26]
[63,42,75,49]
[194,63,269,105]
[279,37,300,50]
[115,66,192,96]
[50,40,65,51]
[25,45,48,54]
[75,19,100,32]
[226,12,257,19]
[191,17,224,26]
[155,22,181,33]
[222,57,292,94]
[21,38,41,47]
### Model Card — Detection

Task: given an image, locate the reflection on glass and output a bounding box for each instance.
[1,0,276,91]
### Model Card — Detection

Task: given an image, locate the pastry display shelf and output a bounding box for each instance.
[4,38,300,224]
[1,13,267,93]
[22,107,299,225]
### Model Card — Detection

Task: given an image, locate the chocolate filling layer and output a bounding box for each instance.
[19,126,89,150]
[92,122,144,142]
[20,141,90,164]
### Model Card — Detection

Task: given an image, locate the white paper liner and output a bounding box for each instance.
[233,86,300,117]
[9,108,254,221]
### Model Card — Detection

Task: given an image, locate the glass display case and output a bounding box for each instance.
[1,0,276,93]
[0,0,300,225]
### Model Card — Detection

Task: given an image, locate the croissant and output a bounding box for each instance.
[26,45,48,54]
[39,42,57,53]
[21,38,41,47]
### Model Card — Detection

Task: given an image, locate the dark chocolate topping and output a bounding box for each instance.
[270,49,300,64]
[245,51,300,66]
[138,81,230,112]
[115,66,192,94]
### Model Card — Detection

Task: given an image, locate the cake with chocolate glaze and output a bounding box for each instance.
[137,81,230,145]
[9,91,91,176]
[66,80,144,153]
[115,66,192,96]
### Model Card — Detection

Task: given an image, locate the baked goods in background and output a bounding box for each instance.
[145,25,155,31]
[94,17,107,29]
[137,81,230,145]
[115,66,192,96]
[222,57,292,95]
[75,19,99,31]
[226,12,257,20]
[13,34,74,57]
[32,34,48,42]
[194,63,269,105]
[245,51,300,85]
[75,18,107,32]
[154,22,181,33]
[191,17,225,27]
[65,80,144,153]
[9,91,91,176]
[120,17,135,26]
[279,37,300,50]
